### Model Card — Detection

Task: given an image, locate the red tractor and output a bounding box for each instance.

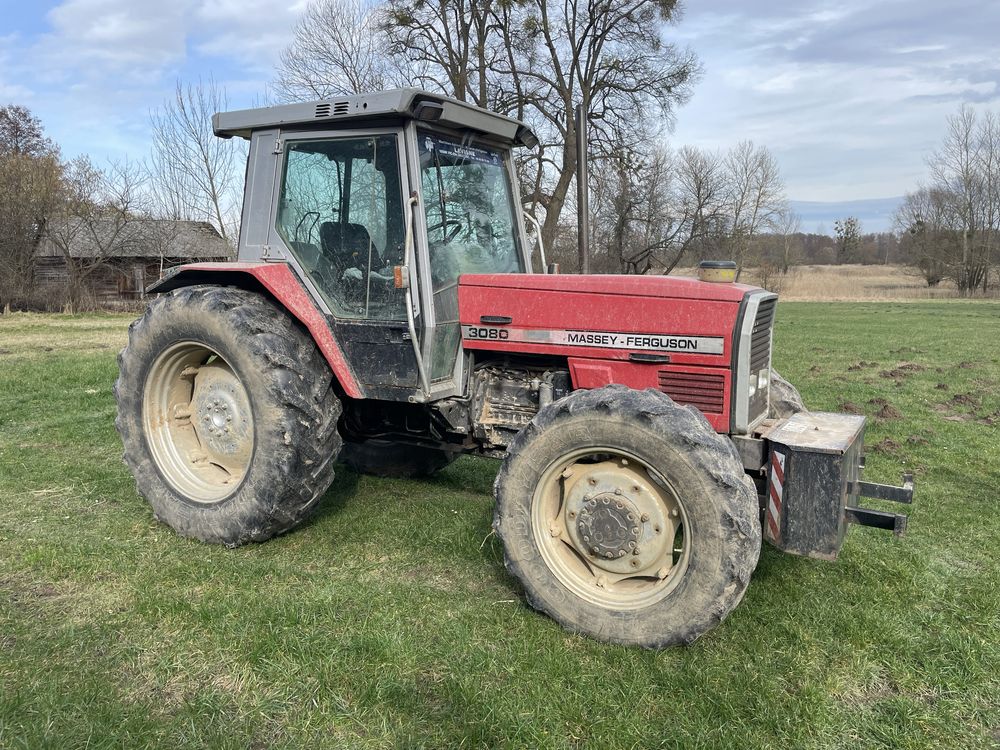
[115,90,912,647]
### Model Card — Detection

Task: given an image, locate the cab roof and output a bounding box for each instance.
[212,88,537,148]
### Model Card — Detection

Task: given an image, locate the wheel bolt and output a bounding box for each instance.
[614,488,623,495]
[633,547,641,555]
[672,508,679,517]
[605,552,613,559]
[641,513,649,522]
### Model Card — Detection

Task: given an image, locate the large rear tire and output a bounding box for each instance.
[493,385,761,647]
[115,285,342,546]
[340,439,458,478]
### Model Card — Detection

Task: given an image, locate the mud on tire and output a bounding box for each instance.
[115,285,342,546]
[493,385,761,648]
[340,439,457,478]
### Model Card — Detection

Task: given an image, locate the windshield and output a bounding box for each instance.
[418,134,523,290]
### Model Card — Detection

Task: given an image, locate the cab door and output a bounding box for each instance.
[410,129,528,388]
[273,131,420,400]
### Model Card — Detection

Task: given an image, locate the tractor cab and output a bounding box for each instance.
[212,89,537,401]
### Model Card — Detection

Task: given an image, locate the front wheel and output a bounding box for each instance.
[493,385,761,647]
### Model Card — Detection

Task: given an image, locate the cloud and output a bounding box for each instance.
[669,0,1000,201]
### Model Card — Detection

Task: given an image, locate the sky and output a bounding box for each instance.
[1,0,998,231]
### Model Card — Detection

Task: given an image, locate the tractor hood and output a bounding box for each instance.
[457,272,764,370]
[460,272,757,303]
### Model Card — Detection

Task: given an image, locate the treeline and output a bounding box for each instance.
[893,106,1000,294]
[0,83,242,311]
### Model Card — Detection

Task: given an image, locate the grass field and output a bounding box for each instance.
[1,303,998,749]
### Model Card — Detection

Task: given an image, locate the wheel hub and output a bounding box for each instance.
[562,461,676,576]
[191,363,252,465]
[576,494,641,560]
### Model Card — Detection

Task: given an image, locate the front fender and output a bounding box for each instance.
[148,262,362,399]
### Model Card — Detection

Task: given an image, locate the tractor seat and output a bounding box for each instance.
[319,221,378,271]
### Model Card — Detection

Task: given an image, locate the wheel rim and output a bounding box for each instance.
[531,447,691,610]
[142,341,254,503]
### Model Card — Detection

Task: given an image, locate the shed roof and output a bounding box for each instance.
[36,218,233,260]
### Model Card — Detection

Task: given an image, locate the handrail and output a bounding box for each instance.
[523,212,547,272]
[402,193,431,397]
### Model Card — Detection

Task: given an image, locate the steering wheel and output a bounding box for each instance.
[428,217,465,243]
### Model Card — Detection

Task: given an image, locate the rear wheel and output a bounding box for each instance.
[494,385,761,647]
[115,285,342,546]
[339,439,458,478]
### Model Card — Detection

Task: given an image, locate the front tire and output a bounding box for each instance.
[115,285,342,546]
[493,385,761,647]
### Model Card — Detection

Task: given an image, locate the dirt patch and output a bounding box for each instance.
[935,383,949,390]
[869,398,903,420]
[881,362,926,381]
[957,361,976,369]
[847,360,879,371]
[871,438,901,454]
[978,409,1000,426]
[906,435,929,446]
[809,364,822,373]
[950,393,980,408]
[838,401,865,415]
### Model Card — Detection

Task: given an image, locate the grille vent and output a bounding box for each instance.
[657,371,726,414]
[314,101,350,118]
[750,297,777,372]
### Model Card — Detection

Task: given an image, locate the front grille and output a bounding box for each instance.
[750,297,776,372]
[658,370,726,413]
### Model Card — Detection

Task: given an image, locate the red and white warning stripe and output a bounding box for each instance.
[767,450,785,541]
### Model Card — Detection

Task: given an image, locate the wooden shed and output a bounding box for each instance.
[34,219,233,306]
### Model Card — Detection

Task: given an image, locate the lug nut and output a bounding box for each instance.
[614,488,623,496]
[641,513,649,522]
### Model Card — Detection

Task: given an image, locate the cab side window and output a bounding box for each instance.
[276,136,405,320]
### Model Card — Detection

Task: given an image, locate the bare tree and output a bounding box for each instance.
[722,141,785,279]
[274,0,404,100]
[926,105,998,293]
[894,187,958,287]
[589,143,727,274]
[0,105,62,308]
[46,157,149,310]
[149,78,243,243]
[276,0,700,259]
[775,207,802,273]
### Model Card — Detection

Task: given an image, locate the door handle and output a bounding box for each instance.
[480,315,513,325]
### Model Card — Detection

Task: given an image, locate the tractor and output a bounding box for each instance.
[115,89,913,647]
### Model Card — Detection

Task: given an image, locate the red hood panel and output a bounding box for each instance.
[458,273,751,367]
[460,272,758,303]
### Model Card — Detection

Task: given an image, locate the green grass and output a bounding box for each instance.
[1,303,998,749]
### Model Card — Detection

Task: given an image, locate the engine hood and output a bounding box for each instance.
[459,272,760,303]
